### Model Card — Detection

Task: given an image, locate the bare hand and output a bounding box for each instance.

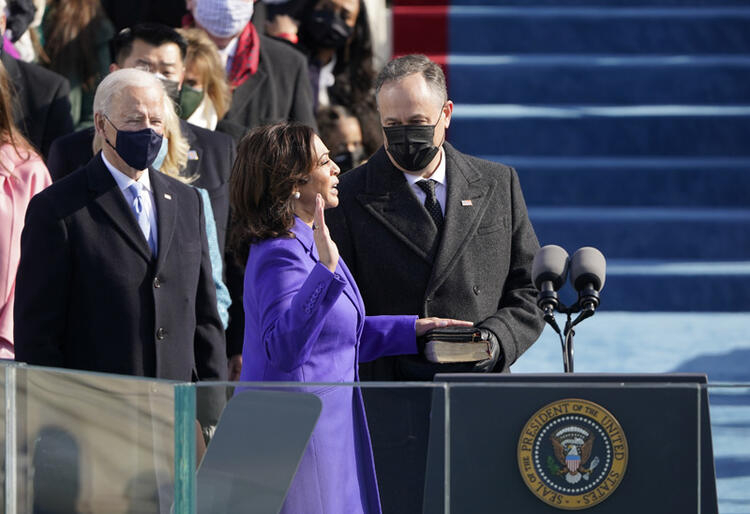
[266,14,299,38]
[228,354,243,381]
[415,317,474,337]
[313,194,339,273]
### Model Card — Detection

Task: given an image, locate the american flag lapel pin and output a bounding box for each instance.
[461,199,473,206]
[164,193,172,200]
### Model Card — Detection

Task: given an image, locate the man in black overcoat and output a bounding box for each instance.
[14,69,227,398]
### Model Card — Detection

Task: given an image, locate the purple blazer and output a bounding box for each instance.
[240,217,417,514]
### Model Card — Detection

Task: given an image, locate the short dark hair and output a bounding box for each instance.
[375,54,447,105]
[110,23,188,66]
[229,122,317,262]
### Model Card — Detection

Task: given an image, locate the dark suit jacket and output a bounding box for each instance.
[14,154,227,383]
[2,52,74,158]
[328,143,545,378]
[46,120,236,255]
[224,35,316,131]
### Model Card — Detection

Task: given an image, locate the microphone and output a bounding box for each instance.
[532,245,570,311]
[532,245,569,334]
[569,247,606,313]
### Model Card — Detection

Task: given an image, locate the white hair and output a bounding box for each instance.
[93,68,167,117]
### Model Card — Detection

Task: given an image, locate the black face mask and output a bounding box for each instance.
[383,110,444,172]
[306,9,354,49]
[333,147,366,173]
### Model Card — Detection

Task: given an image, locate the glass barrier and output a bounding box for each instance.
[3,362,176,513]
[3,361,749,514]
[706,384,750,514]
[187,382,449,514]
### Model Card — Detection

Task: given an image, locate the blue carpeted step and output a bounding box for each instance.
[492,156,750,207]
[447,7,750,54]
[529,207,750,260]
[599,261,750,311]
[449,105,750,156]
[448,55,750,105]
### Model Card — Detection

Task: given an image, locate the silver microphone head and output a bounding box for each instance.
[570,247,606,292]
[532,245,570,291]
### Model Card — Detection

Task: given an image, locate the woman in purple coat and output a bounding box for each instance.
[229,122,470,514]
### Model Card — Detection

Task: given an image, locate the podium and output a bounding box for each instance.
[425,373,718,513]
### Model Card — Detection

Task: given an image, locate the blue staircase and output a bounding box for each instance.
[442,1,750,311]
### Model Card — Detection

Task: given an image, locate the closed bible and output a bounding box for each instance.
[420,327,492,364]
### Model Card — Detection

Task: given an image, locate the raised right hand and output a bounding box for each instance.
[313,193,339,273]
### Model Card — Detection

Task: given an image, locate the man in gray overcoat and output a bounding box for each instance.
[328,54,545,514]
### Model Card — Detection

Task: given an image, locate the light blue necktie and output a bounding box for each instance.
[128,183,156,256]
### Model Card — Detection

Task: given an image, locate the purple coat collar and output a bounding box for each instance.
[290,216,316,256]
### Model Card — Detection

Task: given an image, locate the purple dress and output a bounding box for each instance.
[239,217,417,514]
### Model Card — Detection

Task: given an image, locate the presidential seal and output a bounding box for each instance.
[517,398,628,510]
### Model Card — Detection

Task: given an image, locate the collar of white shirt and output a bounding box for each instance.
[101,152,154,194]
[220,36,240,72]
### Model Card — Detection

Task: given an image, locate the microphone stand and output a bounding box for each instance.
[539,290,598,373]
[552,302,596,374]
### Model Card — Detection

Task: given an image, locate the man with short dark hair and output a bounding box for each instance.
[328,54,545,513]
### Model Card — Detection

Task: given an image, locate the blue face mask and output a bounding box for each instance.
[104,115,164,170]
[152,137,169,170]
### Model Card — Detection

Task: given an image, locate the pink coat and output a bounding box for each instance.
[0,143,51,356]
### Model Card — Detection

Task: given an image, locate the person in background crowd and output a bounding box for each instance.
[177,27,231,130]
[229,121,471,514]
[316,104,365,173]
[189,0,316,131]
[40,0,115,128]
[0,0,73,157]
[267,0,381,155]
[5,0,42,62]
[4,0,35,53]
[14,67,227,396]
[327,54,545,513]
[0,60,51,359]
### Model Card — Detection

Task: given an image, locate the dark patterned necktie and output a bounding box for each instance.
[416,179,444,230]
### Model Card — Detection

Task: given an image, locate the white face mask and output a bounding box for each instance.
[194,0,254,38]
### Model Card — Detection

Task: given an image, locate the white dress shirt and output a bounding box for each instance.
[219,36,240,73]
[402,146,447,215]
[102,153,159,254]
